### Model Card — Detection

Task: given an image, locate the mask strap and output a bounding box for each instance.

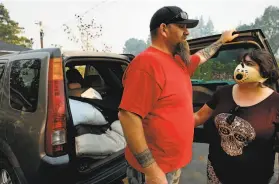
[241,53,249,63]
[226,105,240,125]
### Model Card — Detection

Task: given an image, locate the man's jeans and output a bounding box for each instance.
[126,164,181,184]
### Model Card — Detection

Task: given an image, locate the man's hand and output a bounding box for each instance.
[218,29,239,44]
[144,163,168,184]
[135,149,167,184]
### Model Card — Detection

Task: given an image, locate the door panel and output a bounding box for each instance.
[1,51,51,180]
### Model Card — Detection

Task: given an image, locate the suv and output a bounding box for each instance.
[0,29,277,184]
[0,50,130,184]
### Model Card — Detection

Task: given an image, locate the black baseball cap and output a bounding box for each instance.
[149,6,199,31]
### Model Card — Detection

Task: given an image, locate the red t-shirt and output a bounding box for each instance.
[119,47,200,173]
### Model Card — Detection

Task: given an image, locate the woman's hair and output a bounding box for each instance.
[241,49,279,86]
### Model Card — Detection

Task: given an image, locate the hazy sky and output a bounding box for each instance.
[2,0,279,53]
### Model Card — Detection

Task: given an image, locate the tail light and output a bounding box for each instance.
[45,57,67,156]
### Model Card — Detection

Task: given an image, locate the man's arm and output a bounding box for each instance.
[195,29,239,65]
[118,67,167,183]
[118,110,155,168]
[118,110,166,179]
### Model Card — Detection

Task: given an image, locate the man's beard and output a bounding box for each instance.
[174,41,190,65]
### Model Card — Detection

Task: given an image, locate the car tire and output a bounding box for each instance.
[0,158,20,184]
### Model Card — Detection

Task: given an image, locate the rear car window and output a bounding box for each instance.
[191,46,256,82]
[84,65,105,88]
[109,64,127,81]
[10,59,41,112]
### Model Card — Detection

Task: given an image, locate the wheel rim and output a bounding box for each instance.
[0,169,12,184]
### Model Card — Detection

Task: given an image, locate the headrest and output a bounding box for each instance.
[84,75,103,87]
[66,68,84,85]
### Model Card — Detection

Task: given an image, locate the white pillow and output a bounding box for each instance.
[111,120,125,136]
[75,130,126,158]
[69,99,108,126]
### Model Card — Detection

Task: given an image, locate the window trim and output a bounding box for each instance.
[0,63,6,82]
[0,63,7,105]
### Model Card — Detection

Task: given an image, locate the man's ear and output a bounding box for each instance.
[159,23,168,38]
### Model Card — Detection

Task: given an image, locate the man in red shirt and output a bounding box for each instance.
[118,6,239,184]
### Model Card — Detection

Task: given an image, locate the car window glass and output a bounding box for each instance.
[10,59,41,112]
[75,65,86,78]
[86,65,99,76]
[84,65,104,88]
[191,46,256,82]
[104,64,126,81]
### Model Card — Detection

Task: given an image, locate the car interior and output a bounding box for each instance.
[64,59,127,174]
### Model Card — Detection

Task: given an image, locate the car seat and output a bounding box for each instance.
[66,68,84,88]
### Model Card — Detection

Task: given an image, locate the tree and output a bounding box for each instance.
[188,16,216,39]
[0,3,33,48]
[63,14,111,52]
[51,44,63,49]
[204,18,215,36]
[146,34,151,47]
[237,6,279,54]
[188,16,204,39]
[123,38,147,56]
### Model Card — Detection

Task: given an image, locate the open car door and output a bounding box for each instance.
[187,29,279,143]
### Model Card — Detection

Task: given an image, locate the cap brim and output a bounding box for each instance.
[173,19,199,28]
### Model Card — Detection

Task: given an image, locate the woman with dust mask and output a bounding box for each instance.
[194,49,279,184]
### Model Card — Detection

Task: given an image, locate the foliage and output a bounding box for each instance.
[188,16,216,39]
[192,59,238,81]
[123,38,147,56]
[51,44,63,49]
[237,6,279,54]
[0,3,33,48]
[63,14,111,52]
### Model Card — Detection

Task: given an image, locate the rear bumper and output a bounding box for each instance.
[35,151,127,184]
[27,148,127,184]
[34,155,71,184]
[41,154,70,165]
